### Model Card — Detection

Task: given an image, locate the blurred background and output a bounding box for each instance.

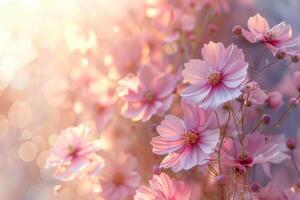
[0,0,300,199]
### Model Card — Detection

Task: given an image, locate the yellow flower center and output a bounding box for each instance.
[208,72,222,86]
[184,130,199,144]
[144,91,155,102]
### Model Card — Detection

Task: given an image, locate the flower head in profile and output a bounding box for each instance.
[239,13,300,54]
[151,101,219,172]
[96,152,141,200]
[134,172,191,200]
[118,65,176,122]
[242,81,268,105]
[45,125,103,181]
[221,132,289,173]
[181,41,248,109]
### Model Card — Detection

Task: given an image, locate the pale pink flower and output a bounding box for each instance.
[118,65,176,122]
[221,132,289,172]
[45,125,103,181]
[97,152,141,200]
[239,13,300,54]
[242,81,268,105]
[134,172,191,200]
[181,42,248,109]
[293,71,300,90]
[266,91,283,109]
[151,101,219,172]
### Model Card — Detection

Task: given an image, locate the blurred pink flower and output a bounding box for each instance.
[118,65,176,122]
[221,132,289,172]
[242,81,268,105]
[45,125,103,181]
[240,13,300,54]
[134,172,191,200]
[266,91,283,109]
[151,101,219,172]
[97,152,141,200]
[293,71,300,90]
[181,42,248,109]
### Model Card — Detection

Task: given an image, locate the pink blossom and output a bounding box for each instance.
[242,81,268,105]
[45,125,103,181]
[96,152,141,200]
[151,101,219,172]
[266,91,283,109]
[134,172,191,200]
[239,13,300,54]
[221,132,289,172]
[118,65,176,122]
[181,41,248,109]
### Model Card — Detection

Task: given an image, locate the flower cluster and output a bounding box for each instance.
[44,2,300,200]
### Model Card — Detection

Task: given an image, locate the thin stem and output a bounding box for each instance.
[271,94,300,129]
[291,150,300,177]
[250,120,262,133]
[253,46,266,70]
[256,59,279,73]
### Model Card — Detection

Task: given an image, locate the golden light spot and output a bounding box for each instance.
[8,101,32,129]
[103,54,113,66]
[18,141,38,162]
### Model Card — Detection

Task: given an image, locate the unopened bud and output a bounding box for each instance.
[291,55,299,63]
[261,114,271,124]
[286,138,296,150]
[233,26,242,36]
[250,183,261,192]
[275,51,286,59]
[152,164,161,175]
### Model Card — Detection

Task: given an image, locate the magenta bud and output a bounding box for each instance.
[152,165,161,175]
[232,26,242,36]
[286,138,296,150]
[250,183,261,192]
[261,114,271,124]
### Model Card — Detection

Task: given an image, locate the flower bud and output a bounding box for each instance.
[250,183,261,192]
[266,91,283,110]
[286,138,296,150]
[291,55,299,63]
[152,164,161,175]
[261,114,271,124]
[275,51,286,59]
[232,26,242,36]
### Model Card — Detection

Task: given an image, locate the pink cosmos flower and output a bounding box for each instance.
[151,101,219,172]
[118,65,176,122]
[239,13,300,54]
[96,152,141,200]
[181,41,248,109]
[134,172,191,200]
[242,81,268,105]
[221,132,289,172]
[45,125,103,181]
